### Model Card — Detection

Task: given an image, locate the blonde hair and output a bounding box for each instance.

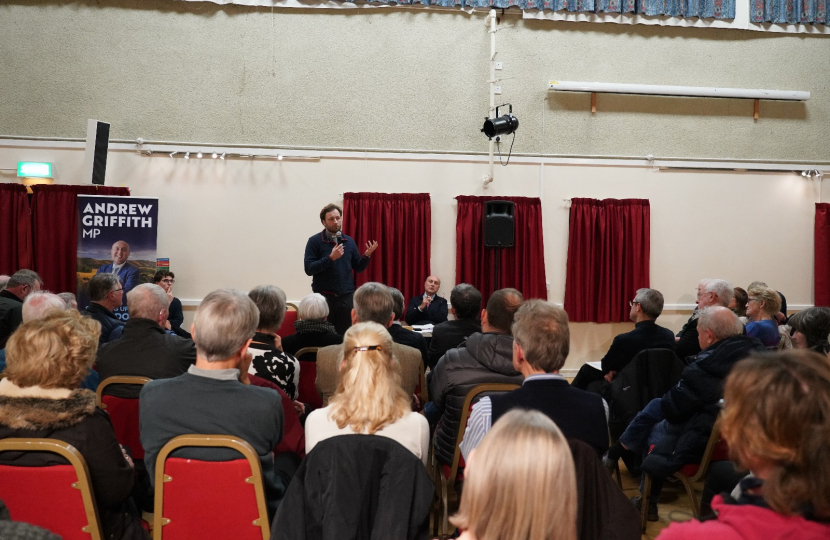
[5,310,100,389]
[451,409,577,540]
[328,322,410,434]
[722,351,830,519]
[746,285,782,317]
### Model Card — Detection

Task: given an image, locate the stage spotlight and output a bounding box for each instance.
[220,153,226,160]
[278,154,284,161]
[169,152,177,158]
[184,152,190,159]
[197,152,203,159]
[212,152,218,159]
[481,104,519,140]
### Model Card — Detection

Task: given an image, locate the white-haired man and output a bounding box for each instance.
[675,279,734,361]
[0,291,65,374]
[140,289,285,518]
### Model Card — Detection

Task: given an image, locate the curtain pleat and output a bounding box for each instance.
[0,184,33,275]
[30,185,130,294]
[815,203,830,307]
[455,196,548,304]
[342,193,432,302]
[564,198,650,323]
[752,0,828,23]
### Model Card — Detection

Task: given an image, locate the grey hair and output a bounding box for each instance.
[7,269,42,289]
[193,289,259,362]
[22,292,66,322]
[298,293,329,322]
[698,306,744,341]
[127,284,171,320]
[704,279,734,307]
[353,282,394,326]
[388,287,405,321]
[0,275,9,291]
[88,272,120,302]
[248,285,287,332]
[57,292,78,309]
[634,288,665,319]
[511,300,570,372]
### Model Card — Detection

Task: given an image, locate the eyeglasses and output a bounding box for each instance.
[747,297,759,303]
[161,279,175,284]
[629,301,640,307]
[111,288,123,293]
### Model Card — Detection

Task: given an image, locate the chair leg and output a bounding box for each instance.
[440,475,449,537]
[640,474,652,533]
[614,462,622,489]
[675,474,699,518]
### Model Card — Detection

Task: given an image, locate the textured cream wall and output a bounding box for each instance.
[1,1,829,161]
[0,143,818,371]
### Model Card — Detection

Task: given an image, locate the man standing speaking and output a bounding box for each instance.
[304,203,378,335]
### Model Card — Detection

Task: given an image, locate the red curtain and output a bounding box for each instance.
[342,193,431,301]
[455,196,547,303]
[0,184,33,275]
[564,198,650,323]
[30,185,130,294]
[815,203,830,307]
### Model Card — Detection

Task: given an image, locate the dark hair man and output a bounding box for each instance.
[153,270,188,337]
[0,269,42,349]
[83,272,126,345]
[426,284,483,369]
[303,203,378,335]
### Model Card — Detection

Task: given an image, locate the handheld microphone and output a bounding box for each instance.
[335,231,342,246]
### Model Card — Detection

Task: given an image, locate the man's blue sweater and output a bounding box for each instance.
[303,230,370,296]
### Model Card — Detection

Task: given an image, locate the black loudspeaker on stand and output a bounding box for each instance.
[483,201,515,291]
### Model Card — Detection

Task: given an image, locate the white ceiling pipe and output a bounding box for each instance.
[548,80,810,101]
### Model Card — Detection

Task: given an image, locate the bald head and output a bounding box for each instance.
[111,240,131,265]
[698,306,744,349]
[127,284,170,322]
[22,292,67,322]
[483,288,524,334]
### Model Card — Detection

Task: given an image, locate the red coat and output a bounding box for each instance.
[657,495,830,540]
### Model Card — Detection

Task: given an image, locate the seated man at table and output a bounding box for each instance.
[405,275,448,326]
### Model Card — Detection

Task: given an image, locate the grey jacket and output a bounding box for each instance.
[429,332,523,466]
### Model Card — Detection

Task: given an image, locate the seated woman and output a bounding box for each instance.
[728,287,748,320]
[657,350,830,540]
[787,307,830,354]
[0,311,147,540]
[247,285,300,400]
[744,285,781,350]
[451,409,577,540]
[304,322,429,463]
[281,293,342,357]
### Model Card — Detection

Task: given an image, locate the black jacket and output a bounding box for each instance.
[426,318,481,370]
[387,324,427,368]
[83,302,125,345]
[600,320,676,374]
[404,295,448,326]
[675,315,702,361]
[96,318,196,397]
[647,335,766,470]
[429,332,523,466]
[273,434,433,540]
[0,290,23,349]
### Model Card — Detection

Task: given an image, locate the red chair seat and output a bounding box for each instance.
[161,457,264,540]
[276,311,298,339]
[298,360,322,409]
[101,395,144,460]
[0,463,94,540]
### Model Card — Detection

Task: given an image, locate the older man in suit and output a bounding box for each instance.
[316,282,421,406]
[97,240,141,306]
[405,275,448,326]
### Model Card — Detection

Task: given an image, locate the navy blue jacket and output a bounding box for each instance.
[600,320,676,374]
[304,231,370,296]
[405,295,448,326]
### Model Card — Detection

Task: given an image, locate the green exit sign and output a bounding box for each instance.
[17,162,53,178]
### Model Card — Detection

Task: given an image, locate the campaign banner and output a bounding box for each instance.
[76,195,159,320]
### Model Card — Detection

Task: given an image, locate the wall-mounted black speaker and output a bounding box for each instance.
[484,200,515,248]
[83,119,110,185]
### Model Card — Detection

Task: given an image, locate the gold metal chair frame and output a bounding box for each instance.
[95,376,152,409]
[152,434,270,540]
[0,438,104,540]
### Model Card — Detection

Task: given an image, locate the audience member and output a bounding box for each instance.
[572,288,675,391]
[305,322,429,463]
[429,288,524,467]
[83,272,126,345]
[0,292,68,375]
[0,311,147,540]
[728,286,748,319]
[388,287,428,367]
[281,293,343,356]
[745,284,782,350]
[57,292,78,310]
[675,279,733,361]
[0,269,42,349]
[0,275,8,291]
[96,284,195,398]
[451,409,577,540]
[608,306,766,520]
[140,289,286,519]
[153,270,189,337]
[657,351,830,540]
[405,275,448,326]
[461,300,608,459]
[247,285,300,399]
[316,282,420,406]
[787,307,830,354]
[748,280,788,324]
[426,283,482,369]
[304,203,378,335]
[97,240,140,306]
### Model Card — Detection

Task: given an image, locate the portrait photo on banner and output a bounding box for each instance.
[76,195,159,320]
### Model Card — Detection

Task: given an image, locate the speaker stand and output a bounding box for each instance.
[493,248,502,292]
